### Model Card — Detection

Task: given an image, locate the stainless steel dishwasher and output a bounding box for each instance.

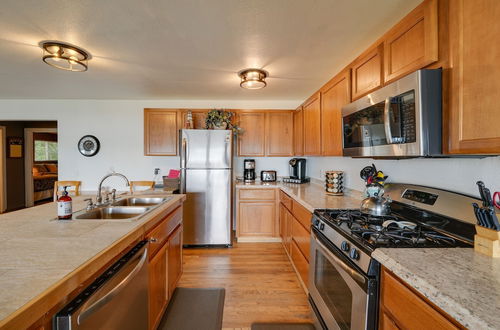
[54,240,149,330]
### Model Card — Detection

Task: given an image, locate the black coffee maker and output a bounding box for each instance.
[283,158,309,184]
[244,159,256,182]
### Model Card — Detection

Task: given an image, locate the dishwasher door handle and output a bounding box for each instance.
[77,247,148,325]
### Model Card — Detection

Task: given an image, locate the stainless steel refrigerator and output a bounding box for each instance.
[180,129,232,246]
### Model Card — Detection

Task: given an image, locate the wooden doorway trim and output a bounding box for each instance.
[24,128,57,207]
[0,126,6,213]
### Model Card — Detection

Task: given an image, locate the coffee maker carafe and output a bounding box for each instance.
[244,159,256,182]
[289,158,306,179]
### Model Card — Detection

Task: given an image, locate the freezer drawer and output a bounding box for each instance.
[181,169,232,245]
[54,241,149,330]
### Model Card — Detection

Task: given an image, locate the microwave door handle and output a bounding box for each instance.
[384,97,394,144]
[314,235,366,286]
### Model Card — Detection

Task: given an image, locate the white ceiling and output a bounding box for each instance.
[0,0,422,100]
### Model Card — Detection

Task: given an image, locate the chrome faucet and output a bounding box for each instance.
[96,172,130,205]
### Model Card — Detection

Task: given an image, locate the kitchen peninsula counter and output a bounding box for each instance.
[0,193,185,329]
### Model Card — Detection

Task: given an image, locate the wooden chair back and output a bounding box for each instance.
[54,181,81,201]
[130,181,155,193]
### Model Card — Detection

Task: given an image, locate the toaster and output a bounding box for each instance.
[260,170,277,182]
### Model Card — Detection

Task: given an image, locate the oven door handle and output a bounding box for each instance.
[384,97,394,144]
[314,234,366,286]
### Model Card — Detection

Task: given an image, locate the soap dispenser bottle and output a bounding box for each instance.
[57,186,73,220]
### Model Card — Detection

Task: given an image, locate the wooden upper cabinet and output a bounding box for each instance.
[293,107,304,156]
[180,110,209,129]
[320,70,350,156]
[351,44,383,100]
[302,93,322,156]
[265,111,294,156]
[447,0,500,154]
[238,112,266,156]
[384,0,438,83]
[144,109,178,156]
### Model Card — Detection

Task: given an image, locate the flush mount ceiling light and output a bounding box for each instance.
[40,41,90,72]
[238,68,268,89]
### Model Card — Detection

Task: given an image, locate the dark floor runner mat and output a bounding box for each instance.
[157,287,225,330]
[251,323,316,330]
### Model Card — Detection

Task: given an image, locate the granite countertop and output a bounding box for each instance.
[373,248,500,329]
[0,193,185,328]
[235,180,363,212]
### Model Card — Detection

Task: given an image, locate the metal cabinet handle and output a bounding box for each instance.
[149,238,158,243]
[384,97,394,144]
[77,247,148,325]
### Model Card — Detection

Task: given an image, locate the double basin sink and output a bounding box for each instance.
[74,197,171,220]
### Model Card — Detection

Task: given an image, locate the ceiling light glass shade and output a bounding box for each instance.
[41,42,89,72]
[238,68,268,89]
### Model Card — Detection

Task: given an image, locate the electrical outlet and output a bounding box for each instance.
[154,168,160,175]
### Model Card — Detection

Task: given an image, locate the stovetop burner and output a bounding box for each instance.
[315,208,473,250]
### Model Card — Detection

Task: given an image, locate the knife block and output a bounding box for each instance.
[474,225,500,258]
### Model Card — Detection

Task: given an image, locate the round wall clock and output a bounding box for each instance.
[78,135,100,157]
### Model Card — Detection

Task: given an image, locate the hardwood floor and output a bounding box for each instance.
[178,242,313,329]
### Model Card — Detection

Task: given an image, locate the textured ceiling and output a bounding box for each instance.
[0,0,422,100]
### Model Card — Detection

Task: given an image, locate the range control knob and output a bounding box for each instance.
[314,219,320,226]
[319,223,325,231]
[340,241,350,252]
[349,248,360,260]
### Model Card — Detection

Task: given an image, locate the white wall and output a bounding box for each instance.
[0,99,300,190]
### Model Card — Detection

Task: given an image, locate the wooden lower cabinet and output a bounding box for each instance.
[238,202,276,237]
[291,216,310,261]
[149,242,169,330]
[290,239,309,287]
[168,224,183,296]
[380,267,462,330]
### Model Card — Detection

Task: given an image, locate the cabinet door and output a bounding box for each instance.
[181,110,208,129]
[293,107,304,156]
[285,209,293,253]
[168,224,183,297]
[380,311,401,330]
[149,243,168,330]
[291,239,308,287]
[351,44,383,100]
[279,203,286,242]
[321,70,350,156]
[303,93,322,156]
[384,0,438,83]
[238,202,276,237]
[265,112,294,156]
[447,0,500,154]
[144,109,178,156]
[238,112,266,156]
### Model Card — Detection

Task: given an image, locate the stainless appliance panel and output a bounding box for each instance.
[309,231,370,330]
[55,242,149,330]
[342,69,441,157]
[181,129,232,169]
[182,169,232,245]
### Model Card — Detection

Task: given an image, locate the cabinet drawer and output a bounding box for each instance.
[147,206,183,258]
[280,190,292,210]
[239,188,276,201]
[381,269,459,330]
[291,239,309,288]
[292,217,310,261]
[292,200,312,232]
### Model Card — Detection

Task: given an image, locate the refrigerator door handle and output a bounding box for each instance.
[181,137,187,169]
[180,169,186,194]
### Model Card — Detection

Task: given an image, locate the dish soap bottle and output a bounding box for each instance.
[57,186,72,220]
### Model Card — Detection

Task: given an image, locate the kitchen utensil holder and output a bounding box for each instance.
[325,171,344,196]
[474,225,500,258]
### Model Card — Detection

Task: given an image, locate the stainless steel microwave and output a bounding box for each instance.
[342,69,442,158]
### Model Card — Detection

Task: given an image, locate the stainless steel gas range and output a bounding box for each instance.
[308,183,478,330]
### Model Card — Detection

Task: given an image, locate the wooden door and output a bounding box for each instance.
[279,203,286,241]
[293,107,304,156]
[168,224,183,297]
[238,202,276,237]
[149,243,168,330]
[320,70,350,156]
[238,112,266,156]
[447,0,500,154]
[302,93,321,155]
[144,109,178,156]
[285,209,293,253]
[351,44,383,100]
[180,109,209,129]
[265,111,294,156]
[384,0,438,83]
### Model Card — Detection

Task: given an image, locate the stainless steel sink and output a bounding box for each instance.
[111,197,170,207]
[74,206,150,220]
